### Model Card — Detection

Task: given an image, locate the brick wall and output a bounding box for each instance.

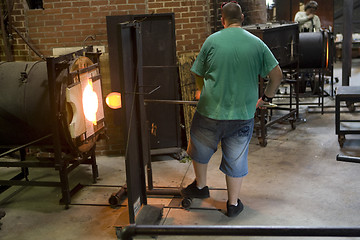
[1,0,212,61]
[0,0,213,155]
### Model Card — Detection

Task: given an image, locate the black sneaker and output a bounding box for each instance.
[181,180,210,198]
[227,199,244,217]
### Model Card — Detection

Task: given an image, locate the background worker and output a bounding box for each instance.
[294,1,321,32]
[181,2,283,217]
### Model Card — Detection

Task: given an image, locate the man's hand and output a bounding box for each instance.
[195,90,201,100]
[256,98,277,109]
[256,98,267,109]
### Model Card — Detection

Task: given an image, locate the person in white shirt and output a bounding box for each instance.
[294,1,321,32]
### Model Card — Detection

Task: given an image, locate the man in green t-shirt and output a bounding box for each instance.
[181,2,283,217]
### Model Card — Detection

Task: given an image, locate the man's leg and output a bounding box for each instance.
[226,175,243,205]
[193,160,208,189]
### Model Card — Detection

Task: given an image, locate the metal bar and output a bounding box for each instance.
[338,130,360,134]
[342,0,353,86]
[11,24,45,60]
[150,147,182,156]
[0,180,61,187]
[0,161,54,168]
[0,134,52,158]
[339,119,360,123]
[0,172,26,194]
[337,154,360,164]
[144,99,198,105]
[69,63,100,76]
[265,110,296,128]
[119,225,360,240]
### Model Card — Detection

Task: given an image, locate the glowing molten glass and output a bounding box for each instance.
[83,80,98,125]
[326,39,329,69]
[105,92,122,109]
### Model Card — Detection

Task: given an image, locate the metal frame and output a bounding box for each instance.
[0,47,101,209]
[335,86,360,147]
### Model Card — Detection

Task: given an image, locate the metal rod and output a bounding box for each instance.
[0,134,52,158]
[11,24,45,60]
[342,0,353,86]
[119,225,360,240]
[336,154,360,164]
[144,99,198,105]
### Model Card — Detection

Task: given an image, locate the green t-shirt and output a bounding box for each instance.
[191,27,279,120]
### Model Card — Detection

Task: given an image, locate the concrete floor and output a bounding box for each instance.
[1,60,360,240]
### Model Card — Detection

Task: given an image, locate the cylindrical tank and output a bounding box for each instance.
[0,61,51,145]
[299,31,329,69]
[0,57,101,154]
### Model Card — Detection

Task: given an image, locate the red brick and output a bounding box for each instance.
[73,13,91,19]
[53,2,72,8]
[54,14,73,20]
[92,11,109,18]
[164,2,180,7]
[129,9,147,14]
[63,31,79,37]
[82,18,100,24]
[128,0,144,3]
[72,1,90,7]
[43,8,62,14]
[12,9,24,15]
[29,32,45,38]
[62,8,80,13]
[172,7,190,13]
[80,6,98,13]
[40,38,57,44]
[148,2,163,8]
[63,19,80,25]
[56,26,74,32]
[45,20,61,26]
[190,17,205,23]
[57,37,76,43]
[117,4,136,10]
[37,14,54,21]
[109,0,127,4]
[91,0,108,6]
[43,3,54,9]
[181,12,196,18]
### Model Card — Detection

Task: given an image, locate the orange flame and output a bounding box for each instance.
[326,39,329,69]
[83,79,98,125]
[105,92,122,109]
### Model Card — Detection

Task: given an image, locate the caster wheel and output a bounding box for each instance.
[346,102,356,112]
[338,135,345,148]
[181,197,192,209]
[290,120,296,130]
[258,137,267,147]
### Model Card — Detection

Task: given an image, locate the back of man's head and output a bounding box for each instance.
[221,2,243,26]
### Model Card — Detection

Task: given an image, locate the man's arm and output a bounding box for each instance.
[256,65,283,108]
[294,12,310,24]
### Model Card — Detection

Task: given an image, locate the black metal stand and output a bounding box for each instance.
[335,86,360,147]
[256,72,299,147]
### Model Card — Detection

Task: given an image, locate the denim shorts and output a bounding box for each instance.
[187,111,254,178]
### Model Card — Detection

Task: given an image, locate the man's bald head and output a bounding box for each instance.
[221,2,244,27]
